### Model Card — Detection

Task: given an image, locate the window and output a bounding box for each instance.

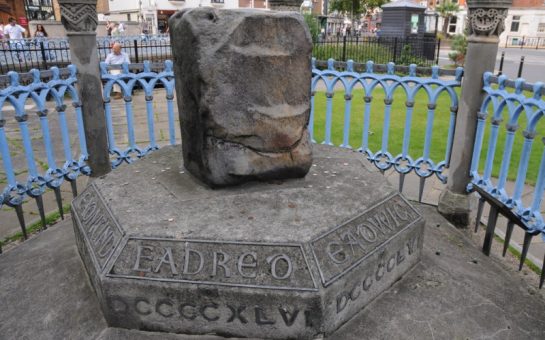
[538,22,545,33]
[448,16,457,34]
[510,15,520,32]
[24,0,56,20]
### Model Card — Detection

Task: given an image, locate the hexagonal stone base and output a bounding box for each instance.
[71,145,424,339]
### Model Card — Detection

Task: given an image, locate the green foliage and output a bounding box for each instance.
[312,41,430,66]
[330,0,389,17]
[311,86,544,186]
[397,44,428,66]
[304,14,321,43]
[436,0,460,35]
[313,42,393,64]
[448,34,467,66]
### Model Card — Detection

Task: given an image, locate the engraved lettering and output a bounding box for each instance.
[237,252,257,278]
[279,307,299,327]
[378,210,394,230]
[200,303,220,321]
[110,239,315,290]
[397,250,405,265]
[375,261,385,281]
[336,292,349,313]
[327,241,349,264]
[350,283,360,300]
[362,276,373,291]
[179,303,197,320]
[110,296,128,313]
[156,299,174,317]
[385,206,401,227]
[267,254,293,280]
[87,214,108,238]
[75,185,123,271]
[133,244,154,272]
[394,202,411,220]
[310,195,420,286]
[341,230,365,255]
[335,239,422,314]
[81,201,98,223]
[212,251,231,278]
[227,305,248,324]
[357,224,377,242]
[386,254,396,272]
[255,307,275,325]
[96,227,115,258]
[183,246,204,275]
[154,247,178,275]
[135,298,151,315]
[407,236,418,255]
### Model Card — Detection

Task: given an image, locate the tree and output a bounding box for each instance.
[330,0,389,25]
[304,13,321,43]
[436,0,460,36]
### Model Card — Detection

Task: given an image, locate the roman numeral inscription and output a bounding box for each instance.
[73,184,124,270]
[108,238,317,291]
[310,194,420,286]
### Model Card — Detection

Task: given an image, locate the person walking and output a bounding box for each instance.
[4,18,26,62]
[105,42,130,99]
[106,21,113,36]
[34,24,48,39]
[34,24,53,61]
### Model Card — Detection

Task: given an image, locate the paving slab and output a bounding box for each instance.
[1,201,544,339]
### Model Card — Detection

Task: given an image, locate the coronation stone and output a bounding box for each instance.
[169,8,313,187]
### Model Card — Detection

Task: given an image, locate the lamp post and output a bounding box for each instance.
[438,0,512,226]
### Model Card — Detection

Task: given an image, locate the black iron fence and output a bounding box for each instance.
[0,35,173,73]
[504,36,545,50]
[0,39,71,73]
[0,34,441,73]
[313,35,440,66]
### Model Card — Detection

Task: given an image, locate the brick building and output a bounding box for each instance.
[502,0,545,46]
[0,0,27,27]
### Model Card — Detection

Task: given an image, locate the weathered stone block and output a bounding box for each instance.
[169,8,313,187]
[72,145,425,339]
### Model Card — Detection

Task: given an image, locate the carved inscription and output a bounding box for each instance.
[73,184,124,270]
[336,234,420,314]
[310,194,420,286]
[108,238,316,291]
[108,296,313,328]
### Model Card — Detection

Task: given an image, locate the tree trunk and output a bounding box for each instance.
[442,15,450,35]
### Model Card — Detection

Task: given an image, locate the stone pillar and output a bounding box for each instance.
[58,0,111,177]
[438,0,511,226]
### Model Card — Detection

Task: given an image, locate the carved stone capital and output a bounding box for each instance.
[466,0,511,42]
[58,0,98,32]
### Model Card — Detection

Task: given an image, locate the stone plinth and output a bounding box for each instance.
[71,145,424,339]
[169,8,313,188]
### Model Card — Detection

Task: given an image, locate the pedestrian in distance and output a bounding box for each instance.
[34,24,54,61]
[105,42,131,100]
[34,24,48,39]
[4,18,27,62]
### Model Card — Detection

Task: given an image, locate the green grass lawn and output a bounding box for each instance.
[311,87,545,186]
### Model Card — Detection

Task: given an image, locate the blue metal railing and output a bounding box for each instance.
[311,58,463,198]
[100,61,176,168]
[1,59,462,250]
[470,72,545,272]
[0,66,89,238]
